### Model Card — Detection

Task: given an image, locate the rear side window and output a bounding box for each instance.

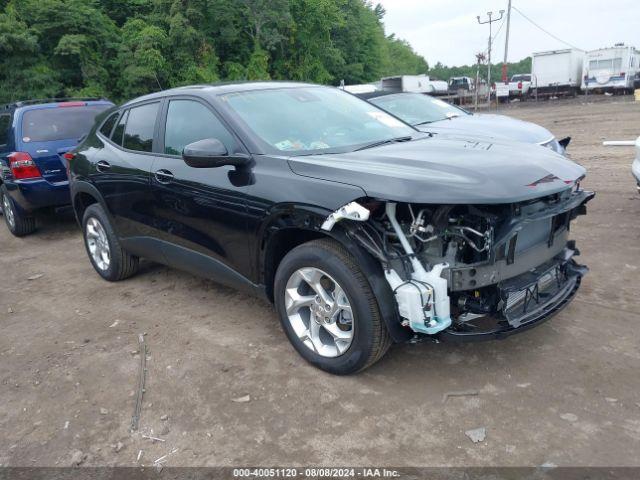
[21,105,110,143]
[123,103,159,152]
[112,110,128,146]
[0,114,10,146]
[100,112,119,138]
[164,100,237,155]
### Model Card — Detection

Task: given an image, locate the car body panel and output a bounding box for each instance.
[287,136,585,205]
[420,113,554,145]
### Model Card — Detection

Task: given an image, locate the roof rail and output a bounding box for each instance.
[1,97,108,110]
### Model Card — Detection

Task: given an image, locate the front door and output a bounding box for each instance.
[149,97,253,282]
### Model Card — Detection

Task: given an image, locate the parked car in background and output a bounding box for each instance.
[449,76,475,92]
[508,74,533,98]
[532,49,584,97]
[68,82,592,374]
[357,91,570,155]
[0,98,114,236]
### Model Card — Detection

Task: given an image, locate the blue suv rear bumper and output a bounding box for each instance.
[4,178,70,213]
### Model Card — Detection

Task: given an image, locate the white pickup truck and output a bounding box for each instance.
[508,74,533,97]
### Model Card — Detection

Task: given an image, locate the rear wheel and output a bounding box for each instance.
[1,185,36,237]
[274,238,391,375]
[82,203,139,281]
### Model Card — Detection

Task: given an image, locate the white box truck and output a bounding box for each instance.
[582,44,640,94]
[531,49,585,97]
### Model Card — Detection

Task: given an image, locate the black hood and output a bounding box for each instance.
[287,136,585,205]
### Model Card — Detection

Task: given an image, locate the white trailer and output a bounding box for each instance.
[380,75,449,96]
[532,49,585,97]
[582,44,640,93]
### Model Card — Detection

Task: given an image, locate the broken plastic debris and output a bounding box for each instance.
[232,394,251,403]
[465,427,486,443]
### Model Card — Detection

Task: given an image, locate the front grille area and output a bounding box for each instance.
[499,256,579,329]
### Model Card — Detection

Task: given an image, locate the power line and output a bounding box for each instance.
[511,5,584,51]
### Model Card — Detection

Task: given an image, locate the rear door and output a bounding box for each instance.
[18,103,112,183]
[91,101,161,239]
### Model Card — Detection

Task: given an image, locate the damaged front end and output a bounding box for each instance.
[322,184,595,341]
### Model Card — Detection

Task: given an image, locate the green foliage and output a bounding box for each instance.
[0,0,431,104]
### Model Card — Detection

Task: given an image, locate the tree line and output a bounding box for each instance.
[0,0,430,103]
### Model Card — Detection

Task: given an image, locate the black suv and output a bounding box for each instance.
[69,82,593,374]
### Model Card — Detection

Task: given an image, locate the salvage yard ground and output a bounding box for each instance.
[1,97,639,467]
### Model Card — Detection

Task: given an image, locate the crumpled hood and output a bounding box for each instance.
[288,136,586,204]
[418,113,554,144]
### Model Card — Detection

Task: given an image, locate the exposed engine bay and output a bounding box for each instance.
[322,183,595,339]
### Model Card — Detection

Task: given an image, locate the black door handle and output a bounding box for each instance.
[154,169,174,184]
[96,160,111,172]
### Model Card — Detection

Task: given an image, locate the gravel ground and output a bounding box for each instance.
[1,96,639,468]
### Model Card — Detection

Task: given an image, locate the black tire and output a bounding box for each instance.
[1,184,36,237]
[82,203,139,281]
[274,238,391,375]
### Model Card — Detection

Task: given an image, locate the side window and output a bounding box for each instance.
[164,100,237,155]
[0,114,10,146]
[100,112,119,138]
[112,110,128,146]
[123,102,159,152]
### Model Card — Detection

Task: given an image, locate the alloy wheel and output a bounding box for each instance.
[3,194,15,229]
[284,267,354,358]
[85,217,111,271]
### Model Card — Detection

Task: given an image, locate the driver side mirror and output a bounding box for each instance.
[182,138,250,168]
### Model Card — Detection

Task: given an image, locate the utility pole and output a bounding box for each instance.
[502,0,512,82]
[477,10,504,104]
[474,52,485,111]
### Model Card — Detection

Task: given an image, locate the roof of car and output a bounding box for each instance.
[0,98,113,112]
[122,81,321,106]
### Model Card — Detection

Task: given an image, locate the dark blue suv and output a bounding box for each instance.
[0,98,114,236]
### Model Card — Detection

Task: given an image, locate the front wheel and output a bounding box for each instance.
[274,239,391,375]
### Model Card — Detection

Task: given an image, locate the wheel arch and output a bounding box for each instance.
[71,181,115,229]
[259,203,411,343]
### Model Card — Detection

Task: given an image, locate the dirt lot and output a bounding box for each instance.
[1,97,639,468]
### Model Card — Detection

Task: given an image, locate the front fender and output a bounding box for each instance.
[258,203,411,344]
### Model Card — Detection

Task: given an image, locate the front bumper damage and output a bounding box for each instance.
[322,187,594,343]
[439,248,586,341]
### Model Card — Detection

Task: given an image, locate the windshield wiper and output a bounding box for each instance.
[414,120,436,127]
[355,135,413,151]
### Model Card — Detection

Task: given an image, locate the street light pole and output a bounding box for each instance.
[477,10,504,105]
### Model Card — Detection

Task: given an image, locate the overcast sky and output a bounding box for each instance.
[377,0,640,66]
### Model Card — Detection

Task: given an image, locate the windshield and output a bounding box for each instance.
[368,93,468,125]
[21,105,111,142]
[221,86,415,154]
[511,75,531,82]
